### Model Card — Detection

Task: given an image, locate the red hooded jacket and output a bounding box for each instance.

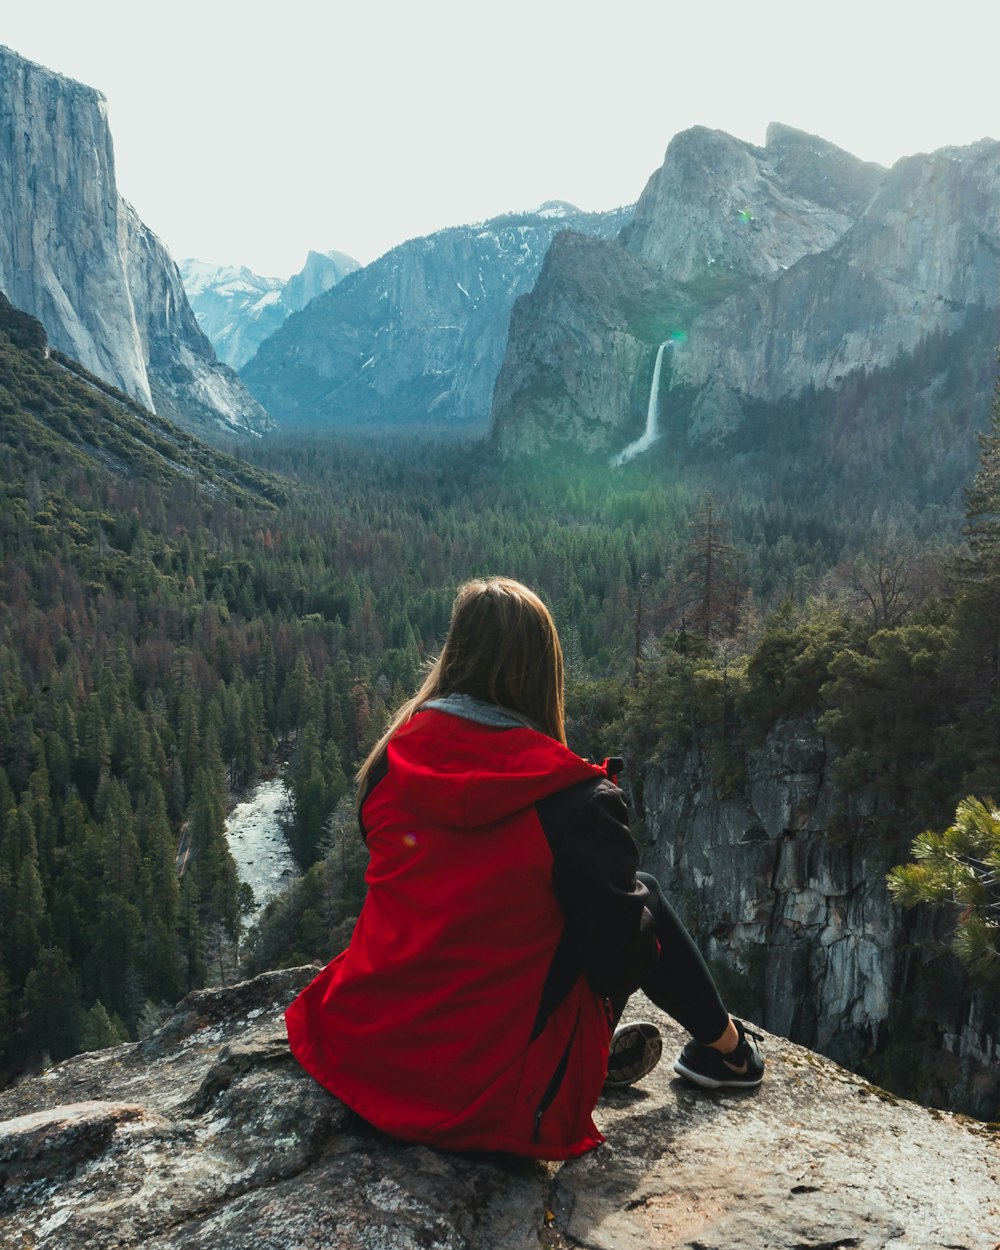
[285,697,657,1159]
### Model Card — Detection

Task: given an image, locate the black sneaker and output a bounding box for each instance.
[604,1021,663,1088]
[672,1019,765,1089]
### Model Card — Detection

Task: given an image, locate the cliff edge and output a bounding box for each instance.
[0,968,996,1249]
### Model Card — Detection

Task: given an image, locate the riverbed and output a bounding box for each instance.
[225,776,297,909]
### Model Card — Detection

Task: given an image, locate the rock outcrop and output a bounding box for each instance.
[490,232,677,456]
[282,250,359,313]
[180,250,360,370]
[241,205,632,433]
[641,717,1000,1120]
[619,123,884,284]
[1,968,997,1249]
[490,122,1000,458]
[0,45,270,437]
[670,138,1000,439]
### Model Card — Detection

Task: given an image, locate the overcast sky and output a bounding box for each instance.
[5,1,999,278]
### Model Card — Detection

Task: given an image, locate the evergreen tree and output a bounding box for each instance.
[80,1000,129,1051]
[22,947,82,1061]
[887,796,1000,981]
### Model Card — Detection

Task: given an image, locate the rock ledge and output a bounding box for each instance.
[0,968,996,1249]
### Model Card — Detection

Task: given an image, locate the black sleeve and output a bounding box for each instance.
[536,778,659,999]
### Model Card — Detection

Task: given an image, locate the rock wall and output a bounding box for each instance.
[2,969,997,1249]
[0,45,270,437]
[0,46,151,406]
[619,123,883,284]
[241,205,632,433]
[641,717,1000,1118]
[489,123,1000,457]
[490,125,887,455]
[120,204,271,435]
[490,232,676,456]
[669,138,1000,438]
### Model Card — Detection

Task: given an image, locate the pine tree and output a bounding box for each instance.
[80,999,129,1051]
[887,796,1000,981]
[949,364,1000,790]
[22,946,83,1061]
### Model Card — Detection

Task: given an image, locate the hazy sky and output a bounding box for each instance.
[5,1,999,277]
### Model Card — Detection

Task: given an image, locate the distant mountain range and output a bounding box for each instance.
[239,202,633,433]
[180,251,359,370]
[4,36,998,471]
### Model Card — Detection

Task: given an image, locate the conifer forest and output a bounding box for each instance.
[2,293,1000,1104]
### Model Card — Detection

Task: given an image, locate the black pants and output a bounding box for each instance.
[612,871,729,1044]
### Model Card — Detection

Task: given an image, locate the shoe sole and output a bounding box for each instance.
[672,1058,764,1089]
[605,1022,663,1087]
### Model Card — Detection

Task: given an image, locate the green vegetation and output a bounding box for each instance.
[887,797,1000,981]
[2,282,999,1093]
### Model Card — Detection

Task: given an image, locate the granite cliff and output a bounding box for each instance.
[241,203,632,433]
[2,968,997,1249]
[490,123,1000,458]
[641,717,1000,1122]
[0,46,270,437]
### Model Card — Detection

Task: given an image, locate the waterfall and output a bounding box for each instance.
[612,340,671,466]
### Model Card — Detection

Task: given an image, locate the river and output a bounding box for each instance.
[225,775,298,909]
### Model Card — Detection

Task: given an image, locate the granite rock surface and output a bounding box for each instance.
[1,968,997,1249]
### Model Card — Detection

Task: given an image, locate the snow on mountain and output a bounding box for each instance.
[180,250,359,370]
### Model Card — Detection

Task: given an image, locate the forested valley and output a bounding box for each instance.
[2,291,1000,1088]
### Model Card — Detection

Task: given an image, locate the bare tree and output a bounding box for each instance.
[672,494,745,641]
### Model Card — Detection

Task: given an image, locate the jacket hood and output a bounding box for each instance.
[386,705,605,829]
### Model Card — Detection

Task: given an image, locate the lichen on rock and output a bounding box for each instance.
[1,968,997,1249]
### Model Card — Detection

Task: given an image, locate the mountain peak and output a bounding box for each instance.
[532,200,581,219]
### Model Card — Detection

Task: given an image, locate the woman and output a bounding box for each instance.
[286,577,763,1160]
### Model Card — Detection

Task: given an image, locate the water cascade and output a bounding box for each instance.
[225,775,296,911]
[612,340,672,466]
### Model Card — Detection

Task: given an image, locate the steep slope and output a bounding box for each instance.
[241,204,632,433]
[619,123,884,282]
[180,250,360,369]
[282,249,359,312]
[491,231,681,455]
[492,124,887,456]
[0,292,284,508]
[670,137,1000,440]
[0,45,270,438]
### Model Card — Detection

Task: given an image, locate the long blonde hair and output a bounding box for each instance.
[356,577,566,794]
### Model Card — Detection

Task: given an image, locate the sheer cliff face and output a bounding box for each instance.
[491,124,888,455]
[671,138,1000,437]
[619,124,884,283]
[240,206,632,433]
[0,48,151,406]
[0,46,270,436]
[120,205,272,434]
[490,232,678,455]
[642,719,1000,1120]
[494,124,1000,456]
